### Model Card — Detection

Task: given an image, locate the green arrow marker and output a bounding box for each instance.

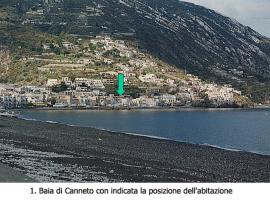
[116,73,125,96]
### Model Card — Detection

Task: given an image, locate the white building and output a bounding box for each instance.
[139,74,164,85]
[132,96,158,107]
[47,79,59,87]
[160,94,177,104]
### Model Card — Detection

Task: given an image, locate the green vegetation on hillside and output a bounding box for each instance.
[1,0,270,103]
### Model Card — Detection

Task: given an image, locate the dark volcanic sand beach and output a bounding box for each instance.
[0,116,269,182]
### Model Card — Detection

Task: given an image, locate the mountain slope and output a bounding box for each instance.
[1,0,270,101]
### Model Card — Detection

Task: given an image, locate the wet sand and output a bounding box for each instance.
[0,163,34,182]
[0,116,269,182]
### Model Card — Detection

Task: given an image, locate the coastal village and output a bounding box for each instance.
[0,76,241,109]
[0,36,245,109]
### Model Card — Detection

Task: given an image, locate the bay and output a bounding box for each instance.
[20,109,270,155]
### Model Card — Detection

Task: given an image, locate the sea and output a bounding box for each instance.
[20,108,270,155]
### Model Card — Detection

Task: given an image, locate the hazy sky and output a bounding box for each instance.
[183,0,270,37]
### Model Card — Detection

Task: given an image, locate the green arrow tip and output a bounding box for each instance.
[117,89,125,96]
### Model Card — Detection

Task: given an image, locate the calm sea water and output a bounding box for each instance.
[21,109,270,155]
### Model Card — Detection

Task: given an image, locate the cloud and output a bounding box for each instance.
[182,0,270,37]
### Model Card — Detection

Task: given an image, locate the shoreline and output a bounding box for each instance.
[12,106,269,113]
[0,163,34,182]
[0,116,269,182]
[19,115,269,157]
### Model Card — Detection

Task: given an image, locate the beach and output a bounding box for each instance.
[0,116,269,182]
[0,163,34,182]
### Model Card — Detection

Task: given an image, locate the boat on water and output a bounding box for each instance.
[0,107,18,118]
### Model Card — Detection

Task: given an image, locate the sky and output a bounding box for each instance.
[183,0,270,37]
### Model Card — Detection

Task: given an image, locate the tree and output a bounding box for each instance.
[52,82,68,93]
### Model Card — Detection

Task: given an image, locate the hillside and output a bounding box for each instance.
[1,0,270,102]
